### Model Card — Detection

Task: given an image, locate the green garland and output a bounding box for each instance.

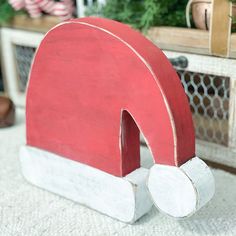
[0,0,16,24]
[86,0,188,31]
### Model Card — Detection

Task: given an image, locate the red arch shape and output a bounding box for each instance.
[26,17,195,177]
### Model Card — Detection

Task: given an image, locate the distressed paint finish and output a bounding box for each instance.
[20,145,153,223]
[20,145,215,220]
[26,17,195,177]
[148,157,215,218]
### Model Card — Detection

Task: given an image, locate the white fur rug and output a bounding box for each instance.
[0,109,235,236]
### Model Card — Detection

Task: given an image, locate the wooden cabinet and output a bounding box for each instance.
[142,27,236,170]
[0,16,60,106]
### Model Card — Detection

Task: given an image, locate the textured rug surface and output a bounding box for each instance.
[0,109,235,236]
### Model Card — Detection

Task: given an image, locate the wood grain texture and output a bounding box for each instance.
[26,17,195,177]
[147,27,210,55]
[2,15,61,33]
[147,27,236,58]
[210,0,232,57]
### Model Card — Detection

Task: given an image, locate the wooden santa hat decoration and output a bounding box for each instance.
[20,17,215,223]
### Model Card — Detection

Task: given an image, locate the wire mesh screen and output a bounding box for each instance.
[177,70,230,146]
[14,45,36,92]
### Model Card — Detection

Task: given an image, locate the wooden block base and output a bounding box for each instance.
[19,146,153,223]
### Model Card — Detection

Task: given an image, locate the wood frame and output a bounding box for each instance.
[2,15,60,33]
[147,27,236,59]
[141,50,236,169]
[0,27,44,107]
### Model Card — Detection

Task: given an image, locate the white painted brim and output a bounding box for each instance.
[19,145,153,223]
[147,157,215,218]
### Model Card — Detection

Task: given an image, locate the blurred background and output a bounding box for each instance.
[0,1,236,235]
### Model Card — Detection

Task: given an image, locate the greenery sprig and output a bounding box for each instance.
[0,0,15,24]
[0,0,26,25]
[86,0,188,31]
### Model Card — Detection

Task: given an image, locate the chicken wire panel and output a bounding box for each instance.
[14,45,36,92]
[177,69,230,146]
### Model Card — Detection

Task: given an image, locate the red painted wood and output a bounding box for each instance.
[120,110,140,175]
[26,17,195,177]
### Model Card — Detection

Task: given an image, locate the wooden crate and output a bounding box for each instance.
[143,23,236,170]
[0,16,60,106]
[141,45,236,170]
[166,50,236,170]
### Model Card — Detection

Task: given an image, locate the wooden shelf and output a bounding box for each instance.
[4,18,236,58]
[2,15,61,33]
[147,27,236,59]
[3,17,236,58]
